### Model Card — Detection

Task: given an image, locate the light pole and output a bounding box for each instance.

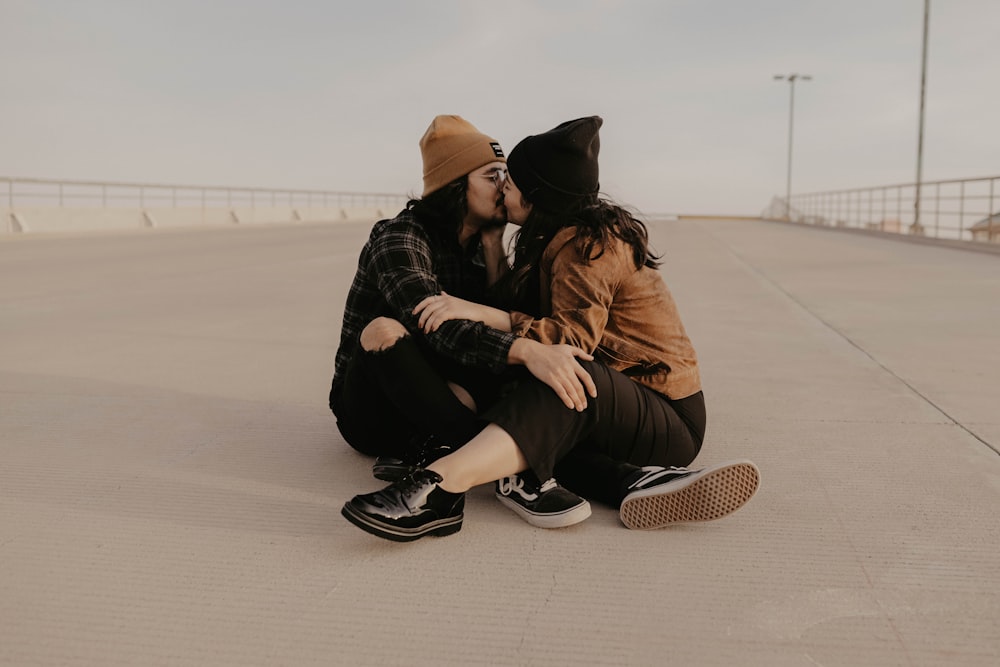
[913,0,930,232]
[774,73,812,220]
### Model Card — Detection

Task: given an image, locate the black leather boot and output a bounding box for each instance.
[342,468,465,542]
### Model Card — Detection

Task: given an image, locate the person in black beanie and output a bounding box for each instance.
[341,117,760,542]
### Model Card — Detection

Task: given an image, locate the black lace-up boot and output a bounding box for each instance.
[342,468,465,542]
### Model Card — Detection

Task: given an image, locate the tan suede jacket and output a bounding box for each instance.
[509,227,701,400]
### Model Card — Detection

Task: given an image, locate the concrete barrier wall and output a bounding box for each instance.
[229,207,298,225]
[144,208,235,228]
[340,206,389,222]
[0,206,390,235]
[6,207,146,234]
[295,207,345,223]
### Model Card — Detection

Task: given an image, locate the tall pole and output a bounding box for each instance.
[786,80,795,209]
[914,0,930,231]
[774,73,811,220]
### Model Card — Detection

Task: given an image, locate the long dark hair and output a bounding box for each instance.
[496,194,661,314]
[406,178,468,237]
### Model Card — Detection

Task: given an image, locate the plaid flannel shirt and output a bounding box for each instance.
[330,209,516,408]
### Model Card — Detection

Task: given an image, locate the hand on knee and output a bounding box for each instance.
[360,317,409,352]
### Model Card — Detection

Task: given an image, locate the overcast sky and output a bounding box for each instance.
[2,0,997,215]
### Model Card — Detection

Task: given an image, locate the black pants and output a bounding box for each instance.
[483,360,706,508]
[331,336,499,459]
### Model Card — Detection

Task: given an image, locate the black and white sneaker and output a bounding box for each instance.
[495,473,591,528]
[619,460,760,530]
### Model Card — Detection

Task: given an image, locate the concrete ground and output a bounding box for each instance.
[1,218,998,666]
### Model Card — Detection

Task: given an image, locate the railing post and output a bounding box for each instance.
[868,190,875,230]
[934,182,940,238]
[989,178,996,242]
[958,181,965,239]
[881,187,886,229]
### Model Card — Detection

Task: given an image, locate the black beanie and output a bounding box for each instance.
[507,116,602,212]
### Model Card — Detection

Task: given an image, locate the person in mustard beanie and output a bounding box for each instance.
[342,117,759,541]
[329,115,596,523]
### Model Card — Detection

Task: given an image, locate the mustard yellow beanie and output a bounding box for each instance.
[420,115,505,196]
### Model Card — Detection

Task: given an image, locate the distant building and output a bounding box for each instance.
[969,212,1000,242]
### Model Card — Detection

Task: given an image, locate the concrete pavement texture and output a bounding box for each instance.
[1,218,998,666]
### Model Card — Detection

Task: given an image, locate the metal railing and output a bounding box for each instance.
[2,176,409,211]
[762,175,1000,243]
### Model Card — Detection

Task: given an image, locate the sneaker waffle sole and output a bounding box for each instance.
[619,460,760,530]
